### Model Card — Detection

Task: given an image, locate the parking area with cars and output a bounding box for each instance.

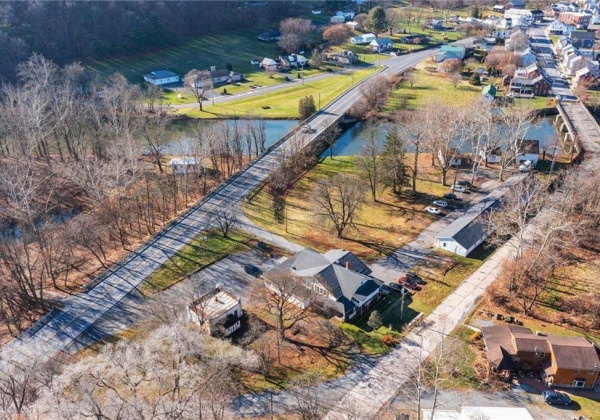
[424,179,473,216]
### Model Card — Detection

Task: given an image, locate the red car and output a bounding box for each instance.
[398,276,421,291]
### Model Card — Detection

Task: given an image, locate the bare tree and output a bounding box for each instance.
[439,58,463,75]
[184,69,213,112]
[496,103,537,181]
[356,122,383,201]
[323,24,351,45]
[405,69,417,88]
[290,373,329,420]
[279,18,312,54]
[507,30,529,52]
[209,207,239,238]
[140,107,172,173]
[359,76,391,113]
[385,8,401,36]
[312,174,365,238]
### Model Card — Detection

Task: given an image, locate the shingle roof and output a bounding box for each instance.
[146,70,178,79]
[323,249,372,275]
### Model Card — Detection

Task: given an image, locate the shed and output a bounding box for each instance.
[260,58,278,72]
[169,157,201,175]
[482,84,497,101]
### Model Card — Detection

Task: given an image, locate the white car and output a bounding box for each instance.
[425,206,441,215]
[451,185,467,193]
[301,125,312,133]
[433,200,448,208]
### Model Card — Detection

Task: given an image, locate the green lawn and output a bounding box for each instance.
[179,67,380,119]
[339,323,391,355]
[142,230,251,294]
[353,294,420,333]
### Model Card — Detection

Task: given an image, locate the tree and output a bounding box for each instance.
[356,122,383,202]
[299,95,317,120]
[381,123,408,195]
[290,373,329,420]
[496,103,537,181]
[471,5,480,19]
[385,8,401,36]
[507,30,529,52]
[249,272,312,362]
[401,6,415,29]
[279,18,312,54]
[311,49,325,68]
[405,70,416,88]
[365,6,388,36]
[354,13,368,30]
[469,73,481,86]
[367,310,383,330]
[359,76,391,112]
[184,69,213,112]
[209,207,239,238]
[323,24,351,45]
[450,71,462,88]
[439,58,463,74]
[312,174,365,238]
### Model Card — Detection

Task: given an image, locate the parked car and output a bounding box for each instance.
[243,264,262,277]
[257,241,272,253]
[387,282,410,296]
[451,185,467,193]
[542,390,571,406]
[443,193,462,201]
[432,200,448,208]
[398,276,421,291]
[406,271,426,285]
[425,206,441,215]
[457,180,471,188]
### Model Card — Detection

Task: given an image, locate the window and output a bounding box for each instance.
[443,242,447,248]
[535,351,545,358]
[572,379,586,387]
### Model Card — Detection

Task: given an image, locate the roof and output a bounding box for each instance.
[261,58,277,65]
[210,69,238,78]
[169,157,198,166]
[371,37,393,45]
[482,84,497,96]
[435,176,526,247]
[547,336,600,370]
[191,288,240,320]
[267,248,381,316]
[440,45,466,53]
[145,70,178,79]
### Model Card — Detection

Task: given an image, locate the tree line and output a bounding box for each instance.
[0,55,271,339]
[0,1,295,83]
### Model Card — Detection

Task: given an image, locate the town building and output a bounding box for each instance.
[509,75,551,97]
[558,12,592,29]
[187,286,243,337]
[143,70,180,86]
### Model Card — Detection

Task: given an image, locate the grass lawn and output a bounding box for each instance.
[142,230,252,294]
[179,66,380,119]
[353,294,420,333]
[242,156,440,262]
[409,246,496,317]
[339,323,392,355]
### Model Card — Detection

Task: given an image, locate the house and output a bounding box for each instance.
[545,20,573,35]
[436,45,466,62]
[435,177,523,256]
[257,30,281,42]
[493,5,506,13]
[519,48,537,66]
[574,66,598,88]
[279,54,308,69]
[509,75,552,97]
[530,9,544,22]
[559,12,592,29]
[516,139,540,166]
[195,67,242,87]
[260,57,278,72]
[496,17,513,29]
[482,84,497,101]
[345,21,360,30]
[330,15,345,24]
[514,63,541,79]
[328,50,359,66]
[481,325,600,389]
[429,18,444,29]
[336,10,356,20]
[369,37,393,53]
[169,157,201,175]
[265,248,383,321]
[570,30,596,50]
[481,146,503,164]
[143,70,179,86]
[506,29,530,51]
[350,33,376,45]
[506,0,526,9]
[566,53,588,76]
[187,286,243,337]
[493,29,512,39]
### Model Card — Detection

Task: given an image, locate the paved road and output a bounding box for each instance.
[528,23,574,99]
[10,45,450,361]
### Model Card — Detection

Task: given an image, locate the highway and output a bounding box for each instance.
[12,45,452,360]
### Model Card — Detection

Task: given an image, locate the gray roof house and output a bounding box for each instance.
[143,70,180,86]
[266,249,382,321]
[435,176,526,257]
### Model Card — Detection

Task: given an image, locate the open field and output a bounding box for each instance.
[242,156,445,262]
[179,67,379,118]
[142,230,252,294]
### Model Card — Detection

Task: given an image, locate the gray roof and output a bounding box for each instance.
[267,248,380,317]
[436,175,526,248]
[146,70,178,79]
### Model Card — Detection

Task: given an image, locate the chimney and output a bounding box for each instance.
[210,66,216,72]
[345,261,349,269]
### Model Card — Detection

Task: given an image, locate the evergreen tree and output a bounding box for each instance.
[365,7,388,36]
[469,73,482,86]
[368,310,383,330]
[298,95,317,120]
[381,125,407,195]
[471,5,480,19]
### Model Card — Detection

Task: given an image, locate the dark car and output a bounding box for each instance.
[398,276,421,291]
[443,193,463,202]
[542,390,571,406]
[243,264,262,277]
[387,283,409,296]
[457,180,471,188]
[406,271,426,285]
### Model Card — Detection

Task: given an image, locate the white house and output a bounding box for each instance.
[545,20,574,36]
[260,57,278,72]
[492,29,512,39]
[279,54,308,68]
[335,10,355,20]
[169,158,201,175]
[519,48,537,66]
[330,15,345,23]
[195,67,242,87]
[350,33,376,44]
[143,70,180,86]
[187,286,243,337]
[369,37,393,52]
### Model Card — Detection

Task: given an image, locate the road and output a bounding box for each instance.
[528,23,574,99]
[11,45,450,361]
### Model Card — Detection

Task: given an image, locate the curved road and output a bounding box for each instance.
[12,44,463,360]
